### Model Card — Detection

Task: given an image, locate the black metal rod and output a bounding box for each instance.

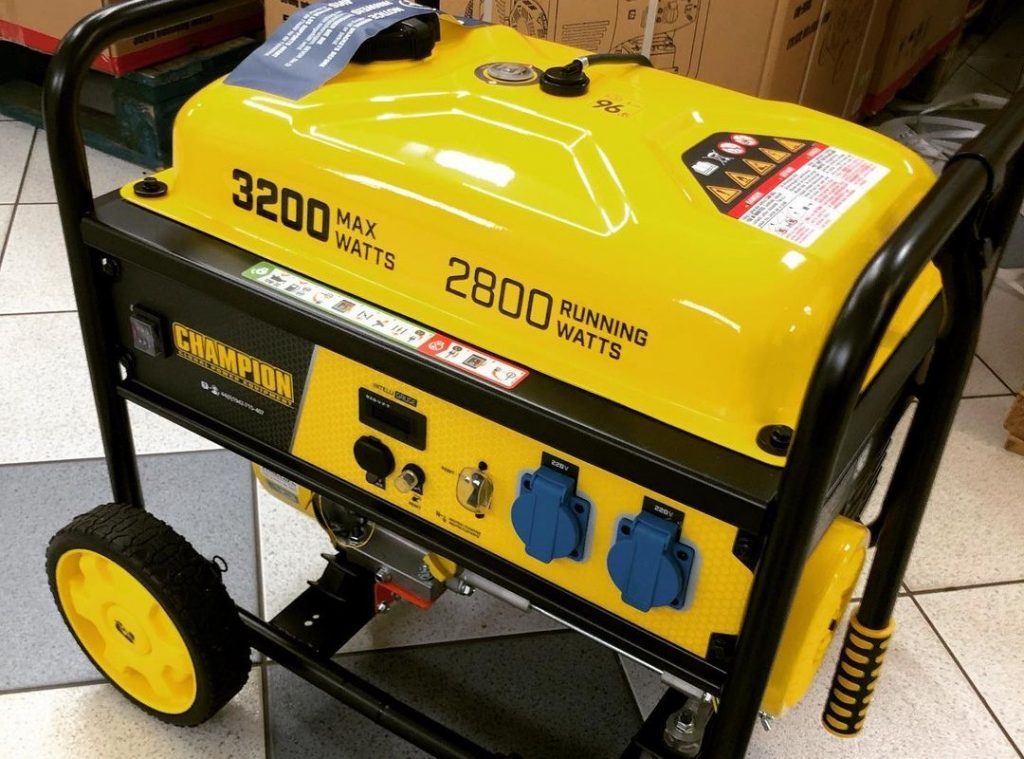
[857,235,984,627]
[238,608,502,759]
[705,158,992,759]
[44,0,249,505]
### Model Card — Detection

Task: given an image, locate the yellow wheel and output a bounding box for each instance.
[46,503,249,726]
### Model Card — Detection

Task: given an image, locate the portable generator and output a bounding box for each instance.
[42,1,1024,757]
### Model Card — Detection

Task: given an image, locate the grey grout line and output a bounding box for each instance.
[909,577,1024,596]
[908,594,1024,758]
[11,201,59,206]
[0,128,37,270]
[0,445,226,471]
[963,61,1014,97]
[0,677,107,698]
[975,354,1018,395]
[0,308,76,318]
[962,392,1016,400]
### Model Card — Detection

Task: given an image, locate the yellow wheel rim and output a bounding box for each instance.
[55,549,197,714]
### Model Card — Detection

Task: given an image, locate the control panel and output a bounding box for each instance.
[289,347,753,659]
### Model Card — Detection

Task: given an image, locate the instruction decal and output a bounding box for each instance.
[226,0,435,100]
[683,132,890,247]
[242,262,530,390]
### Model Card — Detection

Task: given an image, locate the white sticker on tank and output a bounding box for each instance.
[728,145,890,247]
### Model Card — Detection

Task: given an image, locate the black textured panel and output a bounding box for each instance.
[112,260,315,451]
[266,631,642,758]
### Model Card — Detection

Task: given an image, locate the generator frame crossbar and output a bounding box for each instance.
[44,1,1024,757]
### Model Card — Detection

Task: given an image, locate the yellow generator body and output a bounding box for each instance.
[120,12,942,723]
[129,17,940,465]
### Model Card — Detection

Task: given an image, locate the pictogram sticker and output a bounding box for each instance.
[717,141,747,156]
[708,185,741,203]
[760,147,790,163]
[726,171,758,189]
[731,134,760,147]
[684,131,889,246]
[744,158,775,175]
[776,138,806,152]
[242,262,530,389]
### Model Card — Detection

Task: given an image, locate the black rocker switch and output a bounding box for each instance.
[129,308,166,357]
[353,436,395,487]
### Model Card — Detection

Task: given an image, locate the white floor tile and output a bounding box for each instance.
[19,136,144,204]
[0,204,74,314]
[256,478,563,652]
[0,676,264,758]
[0,204,13,250]
[917,584,1024,748]
[620,599,1018,758]
[963,356,1012,397]
[934,61,1012,103]
[0,312,218,464]
[904,397,1024,591]
[966,57,1024,93]
[0,122,35,203]
[977,278,1024,392]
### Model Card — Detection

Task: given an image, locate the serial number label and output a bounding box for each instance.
[231,169,395,270]
[444,257,650,361]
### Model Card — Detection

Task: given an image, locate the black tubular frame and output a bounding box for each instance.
[44,1,1024,757]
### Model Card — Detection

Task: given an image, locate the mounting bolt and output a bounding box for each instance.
[376,601,390,614]
[374,568,391,583]
[133,175,167,198]
[756,425,793,456]
[759,711,774,732]
[416,563,433,581]
[100,257,121,278]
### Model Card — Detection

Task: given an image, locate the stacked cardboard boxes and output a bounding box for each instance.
[0,0,262,76]
[262,0,969,118]
[864,0,970,113]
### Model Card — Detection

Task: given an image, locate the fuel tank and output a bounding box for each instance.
[125,15,940,464]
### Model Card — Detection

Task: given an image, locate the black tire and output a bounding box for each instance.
[46,503,250,726]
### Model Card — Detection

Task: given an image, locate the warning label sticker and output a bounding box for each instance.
[242,262,530,389]
[683,133,890,247]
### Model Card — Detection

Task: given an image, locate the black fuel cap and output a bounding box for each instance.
[540,60,590,97]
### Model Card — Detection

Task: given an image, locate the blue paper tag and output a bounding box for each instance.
[226,0,435,100]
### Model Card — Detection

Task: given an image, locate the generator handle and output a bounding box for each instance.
[43,0,249,508]
[707,90,1024,759]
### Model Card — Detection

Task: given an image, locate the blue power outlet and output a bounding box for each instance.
[607,511,695,612]
[511,466,591,563]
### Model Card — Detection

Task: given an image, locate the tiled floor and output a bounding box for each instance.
[1,15,1023,759]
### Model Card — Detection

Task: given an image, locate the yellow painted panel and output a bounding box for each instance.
[291,347,753,658]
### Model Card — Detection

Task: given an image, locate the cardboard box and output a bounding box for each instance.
[263,0,886,116]
[864,0,969,114]
[0,0,262,75]
[265,0,484,35]
[1005,391,1024,457]
[801,0,892,118]
[489,0,828,103]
